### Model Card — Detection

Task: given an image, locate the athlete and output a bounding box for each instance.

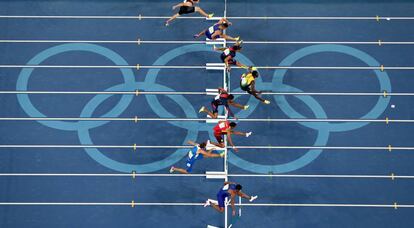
[165,0,214,26]
[212,120,251,152]
[214,41,247,72]
[193,18,239,41]
[169,140,224,174]
[204,182,258,216]
[199,87,248,119]
[240,66,270,104]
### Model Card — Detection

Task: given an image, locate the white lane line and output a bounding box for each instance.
[0,202,411,208]
[0,91,413,96]
[0,173,413,179]
[0,65,413,70]
[1,40,414,45]
[0,117,412,123]
[1,15,414,20]
[0,144,412,151]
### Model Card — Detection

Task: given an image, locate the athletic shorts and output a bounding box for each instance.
[240,84,250,92]
[178,6,195,15]
[214,133,224,144]
[220,54,237,65]
[211,100,220,114]
[217,189,229,208]
[205,30,213,39]
[185,161,195,173]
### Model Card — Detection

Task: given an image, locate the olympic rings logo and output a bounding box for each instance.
[16,43,391,174]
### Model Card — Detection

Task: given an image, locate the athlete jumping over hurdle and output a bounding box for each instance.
[211,120,251,152]
[240,66,270,104]
[193,17,239,41]
[214,41,247,72]
[199,87,248,119]
[204,182,258,216]
[169,140,224,174]
[165,0,214,26]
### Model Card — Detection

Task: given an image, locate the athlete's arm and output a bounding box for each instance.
[231,130,248,137]
[226,131,238,152]
[224,56,232,71]
[237,191,251,200]
[230,193,237,216]
[235,61,247,69]
[198,149,213,156]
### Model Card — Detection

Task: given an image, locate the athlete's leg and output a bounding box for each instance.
[194,29,207,38]
[220,33,240,41]
[165,13,180,26]
[199,105,217,118]
[170,166,189,174]
[195,7,213,18]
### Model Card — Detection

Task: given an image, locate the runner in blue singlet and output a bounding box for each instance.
[169,140,224,174]
[204,182,258,216]
[193,18,239,41]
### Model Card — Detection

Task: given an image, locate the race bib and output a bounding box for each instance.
[241,78,248,87]
[222,184,229,190]
[218,122,226,129]
[223,49,230,55]
[188,150,194,159]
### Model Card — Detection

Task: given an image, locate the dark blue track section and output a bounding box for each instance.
[1,0,414,227]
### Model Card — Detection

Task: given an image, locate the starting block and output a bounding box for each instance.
[206,38,226,46]
[206,63,226,71]
[206,171,226,179]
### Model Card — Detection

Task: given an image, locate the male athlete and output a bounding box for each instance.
[199,87,248,119]
[211,120,251,152]
[166,0,214,26]
[240,66,270,104]
[204,182,258,216]
[169,140,224,174]
[214,41,246,72]
[194,18,239,41]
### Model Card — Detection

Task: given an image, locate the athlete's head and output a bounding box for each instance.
[235,184,242,191]
[228,94,234,100]
[199,142,206,149]
[221,22,229,29]
[229,122,237,128]
[252,71,259,78]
